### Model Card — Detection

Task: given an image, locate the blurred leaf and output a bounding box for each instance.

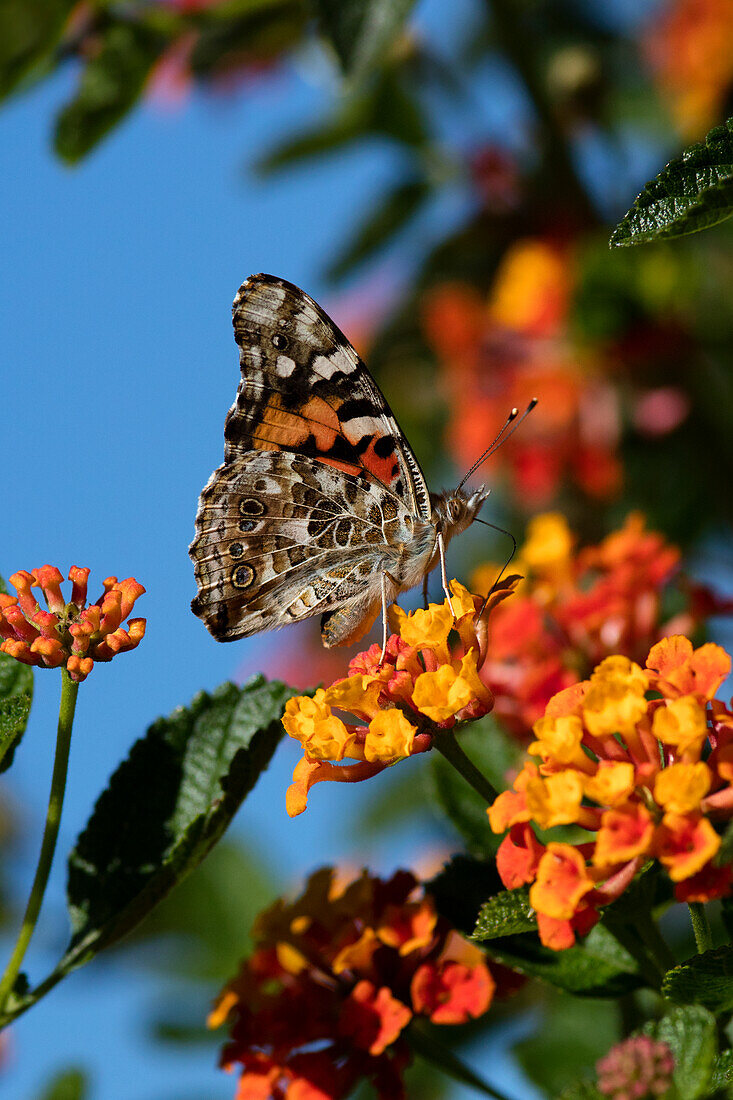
[258,69,428,172]
[661,945,733,1013]
[643,1005,717,1100]
[130,839,275,981]
[38,1067,88,1100]
[473,887,536,940]
[487,924,644,997]
[715,819,733,867]
[314,0,418,82]
[54,22,164,163]
[611,118,733,246]
[516,991,617,1097]
[556,1083,603,1100]
[0,574,33,774]
[429,717,521,857]
[190,2,306,75]
[0,0,75,102]
[326,178,431,280]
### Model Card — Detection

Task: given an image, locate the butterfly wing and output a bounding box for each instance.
[190,450,428,643]
[224,273,432,520]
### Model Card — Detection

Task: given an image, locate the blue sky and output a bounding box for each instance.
[0,2,547,1096]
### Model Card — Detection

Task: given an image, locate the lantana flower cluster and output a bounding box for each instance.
[209,868,495,1100]
[476,511,731,738]
[0,567,146,682]
[489,635,733,950]
[283,579,519,816]
[596,1035,675,1100]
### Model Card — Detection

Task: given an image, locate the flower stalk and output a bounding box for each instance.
[687,901,713,954]
[433,728,498,803]
[0,671,78,1013]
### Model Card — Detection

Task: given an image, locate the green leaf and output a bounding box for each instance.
[610,118,733,246]
[314,0,418,82]
[38,1068,88,1100]
[643,1005,717,1100]
[54,22,164,163]
[517,991,616,1097]
[429,717,522,857]
[662,945,733,1013]
[473,887,536,940]
[258,71,427,174]
[326,178,431,281]
[57,676,293,970]
[487,923,644,997]
[710,1050,733,1096]
[0,575,33,773]
[0,0,76,102]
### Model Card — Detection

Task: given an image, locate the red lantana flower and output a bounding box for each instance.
[477,512,731,738]
[210,869,497,1100]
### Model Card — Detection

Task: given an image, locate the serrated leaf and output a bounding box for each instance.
[610,117,733,246]
[326,178,431,281]
[314,0,418,82]
[662,945,733,1013]
[54,22,164,163]
[473,887,536,940]
[710,1050,733,1094]
[643,1005,717,1100]
[487,923,643,997]
[56,675,294,973]
[39,1068,88,1100]
[0,0,76,102]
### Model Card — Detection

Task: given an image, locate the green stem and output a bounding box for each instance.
[0,671,79,1012]
[688,902,713,954]
[433,729,498,803]
[409,1019,517,1100]
[634,911,677,976]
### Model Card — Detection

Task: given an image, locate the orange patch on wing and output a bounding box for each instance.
[253,394,344,452]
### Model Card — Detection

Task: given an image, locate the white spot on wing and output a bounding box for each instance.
[311,351,356,379]
[276,355,296,377]
[340,415,383,439]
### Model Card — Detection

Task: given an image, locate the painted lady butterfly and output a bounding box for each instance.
[190,274,488,649]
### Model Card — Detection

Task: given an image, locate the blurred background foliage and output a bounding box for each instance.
[3,0,733,1096]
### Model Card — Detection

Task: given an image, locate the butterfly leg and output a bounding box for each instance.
[379,572,390,665]
[422,573,429,610]
[437,531,456,618]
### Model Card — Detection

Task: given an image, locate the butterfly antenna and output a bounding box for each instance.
[474,517,518,612]
[456,397,538,492]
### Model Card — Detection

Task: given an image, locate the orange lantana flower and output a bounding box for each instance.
[210,869,497,1100]
[283,578,518,815]
[0,566,145,682]
[489,636,733,949]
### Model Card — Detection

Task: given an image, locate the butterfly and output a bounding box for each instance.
[190,273,490,650]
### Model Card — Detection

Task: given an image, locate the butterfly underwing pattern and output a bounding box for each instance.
[190,273,488,647]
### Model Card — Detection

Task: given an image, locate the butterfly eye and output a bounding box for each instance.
[271,333,289,351]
